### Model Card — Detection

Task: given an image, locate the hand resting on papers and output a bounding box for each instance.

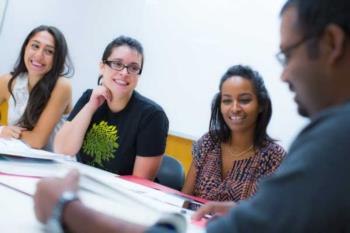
[34,169,80,223]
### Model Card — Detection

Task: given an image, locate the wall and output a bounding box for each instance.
[0,0,307,150]
[0,0,7,35]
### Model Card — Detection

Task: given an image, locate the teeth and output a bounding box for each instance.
[115,79,128,85]
[229,116,244,120]
[31,60,44,67]
[230,116,243,120]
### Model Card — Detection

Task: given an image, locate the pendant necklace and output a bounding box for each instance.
[228,144,254,160]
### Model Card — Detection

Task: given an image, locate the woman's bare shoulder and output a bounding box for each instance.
[0,73,12,84]
[0,74,13,98]
[53,76,72,94]
[56,76,72,87]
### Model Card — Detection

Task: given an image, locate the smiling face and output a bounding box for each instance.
[24,31,55,78]
[220,76,260,133]
[100,45,142,98]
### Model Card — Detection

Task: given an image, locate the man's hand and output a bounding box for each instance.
[33,170,80,223]
[191,201,236,221]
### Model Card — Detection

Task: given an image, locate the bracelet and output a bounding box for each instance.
[45,191,79,233]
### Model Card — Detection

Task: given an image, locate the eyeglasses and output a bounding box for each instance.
[276,36,314,67]
[103,60,142,75]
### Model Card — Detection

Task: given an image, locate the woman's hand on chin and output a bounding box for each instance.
[88,86,112,110]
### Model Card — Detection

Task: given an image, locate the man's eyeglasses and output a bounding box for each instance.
[276,36,314,67]
[103,60,142,75]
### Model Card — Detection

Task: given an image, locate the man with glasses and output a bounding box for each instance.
[34,0,350,232]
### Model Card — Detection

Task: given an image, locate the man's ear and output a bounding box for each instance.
[322,24,346,64]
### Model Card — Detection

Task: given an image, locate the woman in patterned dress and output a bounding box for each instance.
[182,65,286,202]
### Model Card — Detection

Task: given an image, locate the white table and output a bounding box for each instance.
[0,155,205,233]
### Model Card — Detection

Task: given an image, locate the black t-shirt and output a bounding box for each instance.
[67,89,169,175]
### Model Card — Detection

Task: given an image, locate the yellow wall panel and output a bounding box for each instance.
[165,134,194,175]
[0,101,8,125]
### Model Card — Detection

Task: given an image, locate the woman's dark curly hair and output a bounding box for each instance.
[209,65,274,147]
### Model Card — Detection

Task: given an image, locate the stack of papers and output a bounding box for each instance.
[0,138,74,162]
[0,138,205,233]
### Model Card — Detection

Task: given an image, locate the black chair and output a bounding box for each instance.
[155,155,185,191]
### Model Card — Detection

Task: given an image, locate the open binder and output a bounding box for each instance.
[0,138,205,233]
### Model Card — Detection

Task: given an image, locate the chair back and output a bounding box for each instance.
[155,155,185,191]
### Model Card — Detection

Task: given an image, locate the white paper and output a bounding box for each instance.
[0,146,205,233]
[0,138,75,161]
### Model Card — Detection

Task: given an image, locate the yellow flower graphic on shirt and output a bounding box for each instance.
[82,121,119,167]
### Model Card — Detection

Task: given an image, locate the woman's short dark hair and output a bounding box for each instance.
[8,25,73,130]
[209,65,273,147]
[98,35,144,84]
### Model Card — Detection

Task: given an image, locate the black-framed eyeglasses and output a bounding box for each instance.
[276,36,314,67]
[103,60,142,75]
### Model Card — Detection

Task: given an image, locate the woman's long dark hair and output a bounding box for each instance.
[209,65,274,147]
[8,25,74,130]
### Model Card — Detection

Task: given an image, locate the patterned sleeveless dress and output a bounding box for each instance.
[192,133,286,202]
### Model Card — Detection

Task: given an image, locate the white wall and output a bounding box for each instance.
[0,0,7,34]
[0,0,308,149]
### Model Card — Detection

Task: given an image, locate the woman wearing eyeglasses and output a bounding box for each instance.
[54,36,169,180]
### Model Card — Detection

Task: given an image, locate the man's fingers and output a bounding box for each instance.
[191,204,214,220]
[191,201,236,221]
[33,178,56,223]
[33,195,45,223]
[65,169,80,192]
